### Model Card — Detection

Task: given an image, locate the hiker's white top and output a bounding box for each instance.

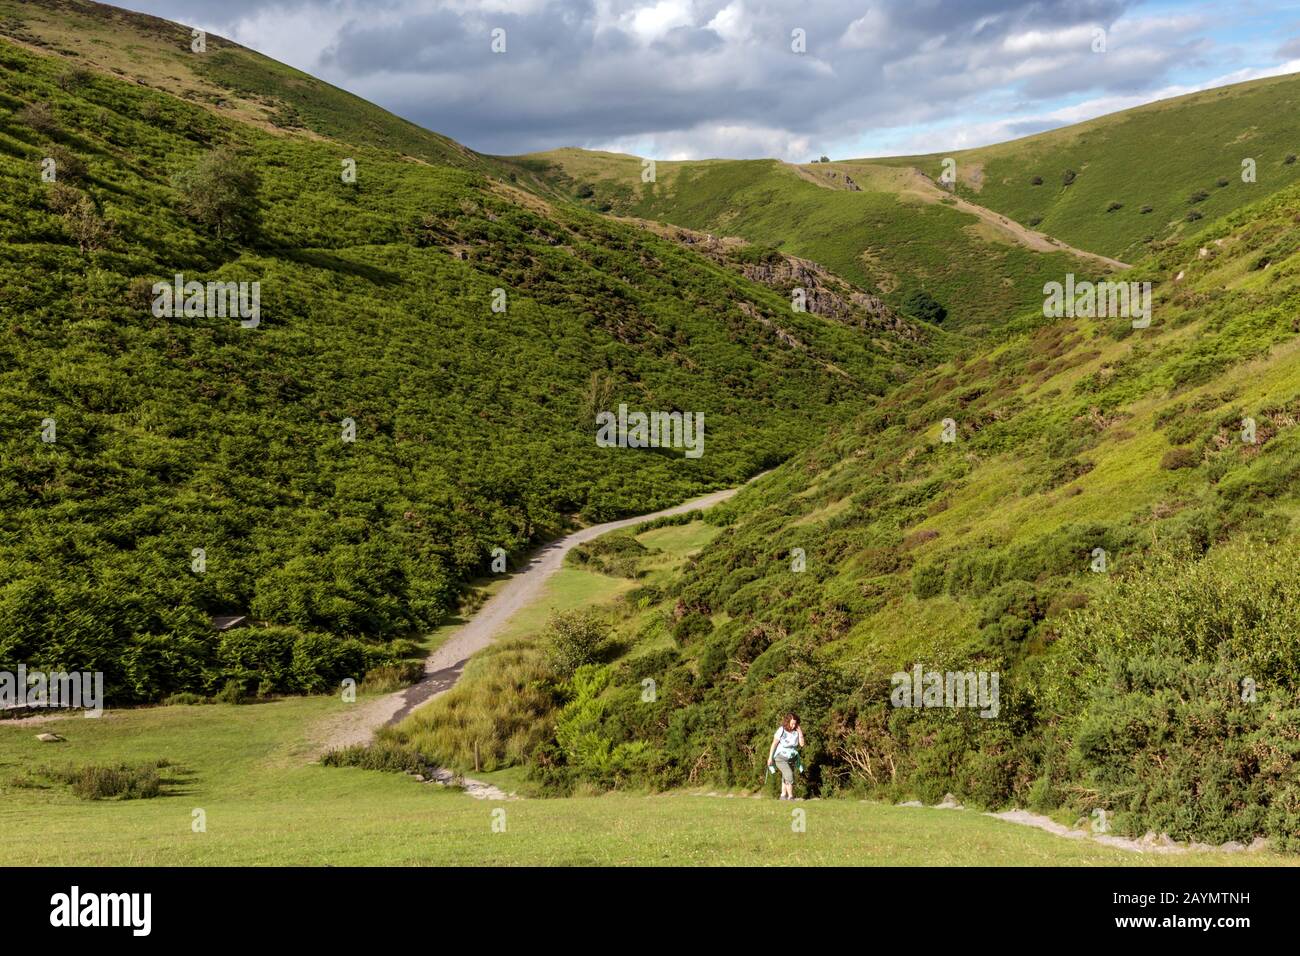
[774,726,800,759]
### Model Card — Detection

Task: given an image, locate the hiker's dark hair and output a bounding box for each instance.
[784,713,799,729]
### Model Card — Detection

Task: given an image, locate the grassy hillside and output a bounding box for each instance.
[396,176,1300,849]
[0,0,486,170]
[870,72,1300,263]
[515,149,1109,334]
[0,4,937,704]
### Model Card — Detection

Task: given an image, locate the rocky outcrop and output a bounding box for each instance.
[668,230,921,340]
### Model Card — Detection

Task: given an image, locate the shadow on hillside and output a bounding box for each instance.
[276,247,404,286]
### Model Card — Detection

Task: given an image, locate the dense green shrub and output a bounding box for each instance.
[567,533,653,578]
[545,610,610,676]
[911,560,945,598]
[671,609,714,645]
[901,289,947,324]
[1039,540,1300,847]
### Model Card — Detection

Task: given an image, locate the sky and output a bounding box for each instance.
[115,0,1300,160]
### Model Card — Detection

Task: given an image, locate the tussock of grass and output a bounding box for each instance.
[37,759,173,800]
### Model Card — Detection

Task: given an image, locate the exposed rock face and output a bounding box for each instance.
[671,231,921,340]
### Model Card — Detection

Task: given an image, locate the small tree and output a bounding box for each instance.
[901,288,947,325]
[56,66,91,92]
[172,147,261,242]
[62,194,113,252]
[544,610,609,676]
[46,182,82,215]
[819,155,830,163]
[46,144,88,183]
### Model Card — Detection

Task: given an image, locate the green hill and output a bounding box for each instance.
[0,1,938,704]
[514,148,1112,334]
[417,174,1300,849]
[0,0,487,171]
[521,73,1300,332]
[869,72,1300,263]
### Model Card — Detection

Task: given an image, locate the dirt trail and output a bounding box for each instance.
[309,482,753,758]
[788,161,1131,271]
[905,168,1133,269]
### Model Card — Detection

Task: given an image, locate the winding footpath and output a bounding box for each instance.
[310,482,752,758]
[307,475,1275,851]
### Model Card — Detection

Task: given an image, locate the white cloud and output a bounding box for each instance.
[593,123,814,162]
[1001,24,1099,55]
[623,0,697,43]
[114,0,1300,159]
[841,8,891,50]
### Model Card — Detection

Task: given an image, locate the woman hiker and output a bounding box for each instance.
[767,712,805,800]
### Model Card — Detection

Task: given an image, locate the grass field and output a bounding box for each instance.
[2,665,1290,866]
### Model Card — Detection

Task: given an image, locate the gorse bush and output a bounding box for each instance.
[566,533,655,578]
[1042,540,1300,699]
[1037,540,1300,847]
[900,289,947,325]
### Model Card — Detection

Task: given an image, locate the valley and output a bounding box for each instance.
[1,0,1299,869]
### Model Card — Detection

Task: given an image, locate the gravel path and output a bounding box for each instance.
[309,482,751,757]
